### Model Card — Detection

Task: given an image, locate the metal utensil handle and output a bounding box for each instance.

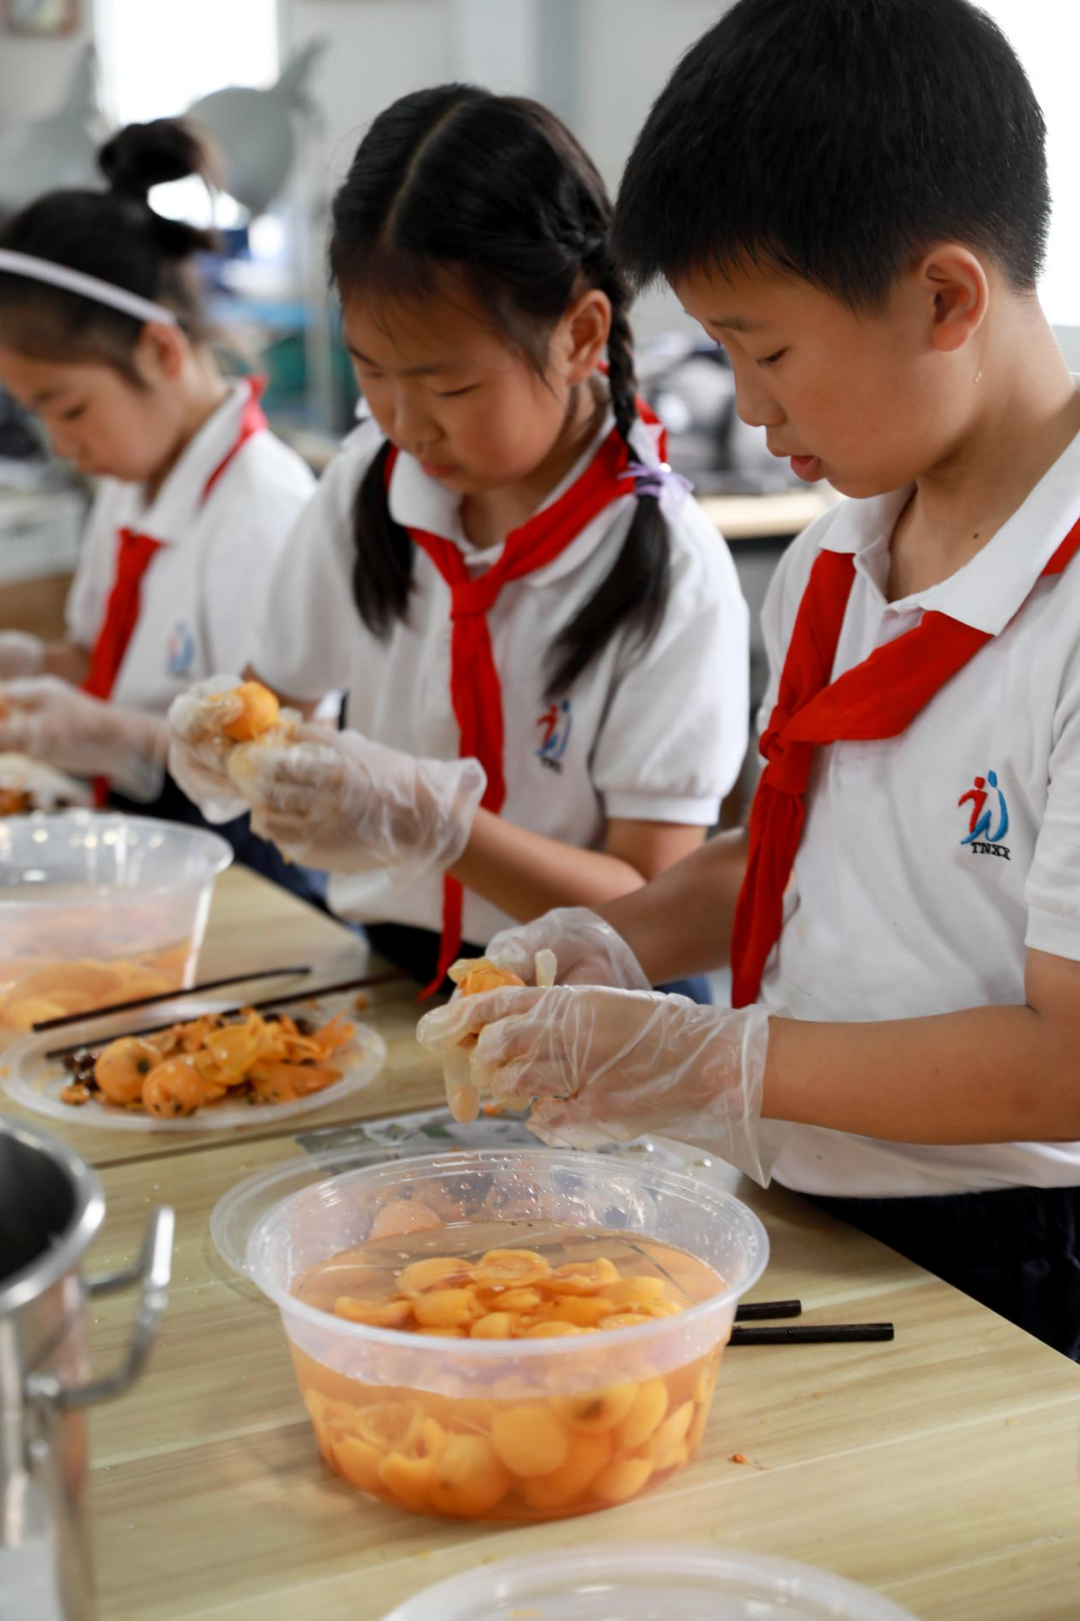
[26,1206,174,1412]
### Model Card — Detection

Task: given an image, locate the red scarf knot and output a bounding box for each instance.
[449,577,500,619]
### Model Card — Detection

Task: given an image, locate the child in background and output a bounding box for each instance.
[170,86,749,995]
[0,119,317,897]
[424,0,1080,1360]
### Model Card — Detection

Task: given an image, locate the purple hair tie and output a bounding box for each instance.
[627,460,694,505]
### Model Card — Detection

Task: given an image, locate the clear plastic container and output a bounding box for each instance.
[0,813,232,1032]
[246,1148,769,1522]
[382,1544,917,1620]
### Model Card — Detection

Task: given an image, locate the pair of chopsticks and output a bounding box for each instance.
[33,964,315,1033]
[42,967,411,1062]
[731,1298,894,1345]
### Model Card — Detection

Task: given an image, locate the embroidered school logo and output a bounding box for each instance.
[165,620,195,679]
[958,769,1010,860]
[536,699,572,773]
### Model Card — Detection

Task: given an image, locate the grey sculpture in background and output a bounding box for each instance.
[183,40,327,218]
[0,38,326,223]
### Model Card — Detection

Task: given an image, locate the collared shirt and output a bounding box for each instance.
[755,424,1080,1195]
[66,382,315,712]
[253,412,749,946]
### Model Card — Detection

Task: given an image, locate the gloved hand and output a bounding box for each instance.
[417,985,776,1184]
[485,907,651,990]
[0,631,44,680]
[0,677,165,800]
[166,675,249,823]
[230,724,487,879]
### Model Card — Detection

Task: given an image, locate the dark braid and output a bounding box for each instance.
[353,439,414,634]
[330,86,672,696]
[545,250,670,697]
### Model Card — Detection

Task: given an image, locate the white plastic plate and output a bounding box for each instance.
[1,995,386,1132]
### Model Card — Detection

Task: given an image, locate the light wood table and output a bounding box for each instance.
[1,867,444,1169]
[9,871,1080,1618]
[83,1133,1080,1621]
[698,487,839,542]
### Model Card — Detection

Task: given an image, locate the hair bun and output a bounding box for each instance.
[150,213,220,260]
[98,118,210,202]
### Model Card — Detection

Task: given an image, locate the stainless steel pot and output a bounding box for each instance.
[0,1117,173,1621]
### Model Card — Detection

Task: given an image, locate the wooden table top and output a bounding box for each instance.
[0,867,442,1169]
[697,487,839,541]
[7,869,1079,1618]
[84,1132,1080,1621]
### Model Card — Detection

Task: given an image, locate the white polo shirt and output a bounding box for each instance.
[65,382,315,714]
[253,412,749,946]
[755,423,1080,1196]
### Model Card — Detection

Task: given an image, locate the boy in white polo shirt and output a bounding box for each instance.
[424,0,1080,1358]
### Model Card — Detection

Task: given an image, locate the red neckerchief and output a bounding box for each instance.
[84,377,267,802]
[730,511,1080,1007]
[385,400,666,993]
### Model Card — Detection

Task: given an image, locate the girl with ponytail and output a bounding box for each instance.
[0,119,317,897]
[170,87,748,994]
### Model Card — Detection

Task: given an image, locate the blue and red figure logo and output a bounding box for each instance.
[536,699,572,773]
[165,620,195,679]
[958,769,1009,858]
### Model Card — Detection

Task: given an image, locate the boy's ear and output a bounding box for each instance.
[133,320,189,383]
[918,245,990,355]
[561,288,613,383]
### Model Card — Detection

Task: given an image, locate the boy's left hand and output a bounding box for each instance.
[232,724,486,877]
[417,984,776,1184]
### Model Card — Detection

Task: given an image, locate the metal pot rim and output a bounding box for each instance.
[0,1118,105,1314]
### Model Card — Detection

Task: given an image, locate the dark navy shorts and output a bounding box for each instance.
[111,776,329,912]
[805,1183,1080,1361]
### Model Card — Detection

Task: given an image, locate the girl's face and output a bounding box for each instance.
[0,342,184,484]
[342,283,605,496]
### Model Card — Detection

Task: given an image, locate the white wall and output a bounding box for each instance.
[0,2,97,126]
[279,0,452,206]
[576,0,731,338]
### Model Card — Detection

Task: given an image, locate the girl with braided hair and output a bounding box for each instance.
[169,85,748,995]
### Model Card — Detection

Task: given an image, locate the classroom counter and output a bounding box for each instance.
[4,869,1078,1620]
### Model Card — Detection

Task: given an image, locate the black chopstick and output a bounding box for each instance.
[735,1298,802,1322]
[730,1322,894,1345]
[32,965,315,1033]
[44,968,412,1061]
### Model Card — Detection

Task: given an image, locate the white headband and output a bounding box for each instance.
[0,249,178,326]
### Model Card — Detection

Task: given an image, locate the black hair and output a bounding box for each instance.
[614,0,1050,310]
[0,119,219,377]
[331,84,669,699]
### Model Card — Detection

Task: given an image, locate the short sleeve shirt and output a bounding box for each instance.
[754,423,1080,1195]
[66,382,316,713]
[253,414,750,947]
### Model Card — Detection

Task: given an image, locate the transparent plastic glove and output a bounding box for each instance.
[231,724,487,879]
[166,674,248,823]
[0,631,44,679]
[0,676,164,800]
[485,907,651,990]
[433,951,559,1122]
[417,985,776,1185]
